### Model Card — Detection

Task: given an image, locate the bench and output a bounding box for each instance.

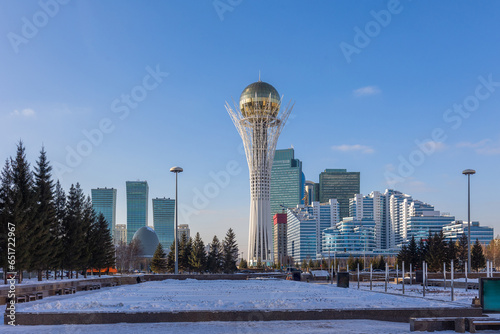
[55,288,63,295]
[93,284,101,290]
[27,294,37,302]
[410,317,465,332]
[467,318,500,333]
[36,292,43,300]
[15,295,27,303]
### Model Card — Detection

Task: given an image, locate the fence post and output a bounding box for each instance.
[402,261,405,295]
[465,262,468,292]
[385,262,388,293]
[423,261,426,297]
[370,263,373,291]
[443,262,446,290]
[357,263,360,289]
[410,263,413,285]
[451,259,454,301]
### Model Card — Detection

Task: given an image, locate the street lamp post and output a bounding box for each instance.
[462,169,475,273]
[170,166,183,275]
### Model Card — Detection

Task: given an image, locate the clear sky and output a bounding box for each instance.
[1,0,500,257]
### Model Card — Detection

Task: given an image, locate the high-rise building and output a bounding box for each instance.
[273,213,287,265]
[177,224,190,241]
[287,200,339,262]
[270,148,304,218]
[322,217,376,256]
[126,181,149,243]
[114,224,127,245]
[153,197,175,251]
[226,81,293,266]
[319,169,360,220]
[304,181,315,205]
[91,187,117,240]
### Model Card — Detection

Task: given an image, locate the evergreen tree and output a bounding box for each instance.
[206,235,222,273]
[0,160,13,284]
[426,232,447,272]
[178,233,192,272]
[189,232,207,273]
[397,245,409,270]
[239,259,248,269]
[62,183,86,278]
[10,141,36,283]
[471,239,486,272]
[457,234,469,271]
[407,236,419,269]
[417,238,428,269]
[446,239,457,267]
[222,228,238,273]
[89,213,115,276]
[166,240,176,273]
[308,259,314,270]
[150,243,167,273]
[52,180,66,278]
[256,258,263,269]
[32,147,56,281]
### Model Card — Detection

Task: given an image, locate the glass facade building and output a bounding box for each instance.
[319,169,360,220]
[126,181,149,243]
[322,218,376,256]
[270,148,305,218]
[153,197,175,251]
[443,221,494,245]
[286,200,339,262]
[91,187,117,241]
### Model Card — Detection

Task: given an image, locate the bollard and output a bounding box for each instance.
[443,262,446,290]
[451,259,454,301]
[410,263,413,285]
[423,261,426,298]
[465,262,468,292]
[357,263,360,289]
[370,263,373,291]
[402,261,405,295]
[385,263,388,293]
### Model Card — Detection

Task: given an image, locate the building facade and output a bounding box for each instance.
[287,200,339,262]
[91,187,117,240]
[177,224,190,241]
[114,224,127,245]
[443,221,494,245]
[322,217,376,256]
[126,181,149,243]
[319,169,360,220]
[153,197,175,251]
[270,148,304,218]
[273,213,287,265]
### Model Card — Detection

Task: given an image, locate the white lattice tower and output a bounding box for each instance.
[226,91,293,265]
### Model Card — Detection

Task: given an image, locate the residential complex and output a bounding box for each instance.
[114,224,127,245]
[443,221,494,245]
[126,181,149,243]
[177,224,190,241]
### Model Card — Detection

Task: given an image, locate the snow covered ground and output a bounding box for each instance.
[14,278,465,314]
[0,319,461,334]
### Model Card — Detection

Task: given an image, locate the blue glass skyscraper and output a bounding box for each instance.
[153,197,175,251]
[91,187,117,240]
[126,181,149,243]
[270,148,305,218]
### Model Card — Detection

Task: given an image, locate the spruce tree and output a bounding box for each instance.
[417,238,428,269]
[222,228,238,273]
[53,180,66,278]
[32,147,56,281]
[189,232,207,273]
[207,235,222,273]
[10,141,36,283]
[397,245,409,270]
[446,239,457,267]
[0,160,13,284]
[457,234,469,271]
[151,243,167,273]
[407,236,419,269]
[178,233,192,272]
[62,183,86,278]
[89,213,115,276]
[166,241,175,273]
[426,232,446,272]
[471,239,486,272]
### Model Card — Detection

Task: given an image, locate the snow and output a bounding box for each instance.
[14,279,467,314]
[0,319,459,334]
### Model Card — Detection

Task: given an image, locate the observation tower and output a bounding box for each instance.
[226,80,293,266]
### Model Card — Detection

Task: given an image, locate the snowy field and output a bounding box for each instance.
[0,319,463,334]
[14,278,465,313]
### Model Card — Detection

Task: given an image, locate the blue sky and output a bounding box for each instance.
[1,0,500,256]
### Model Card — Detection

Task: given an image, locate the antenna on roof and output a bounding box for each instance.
[258,70,261,82]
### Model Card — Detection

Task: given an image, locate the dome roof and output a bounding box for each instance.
[240,81,280,102]
[239,81,281,119]
[132,226,159,258]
